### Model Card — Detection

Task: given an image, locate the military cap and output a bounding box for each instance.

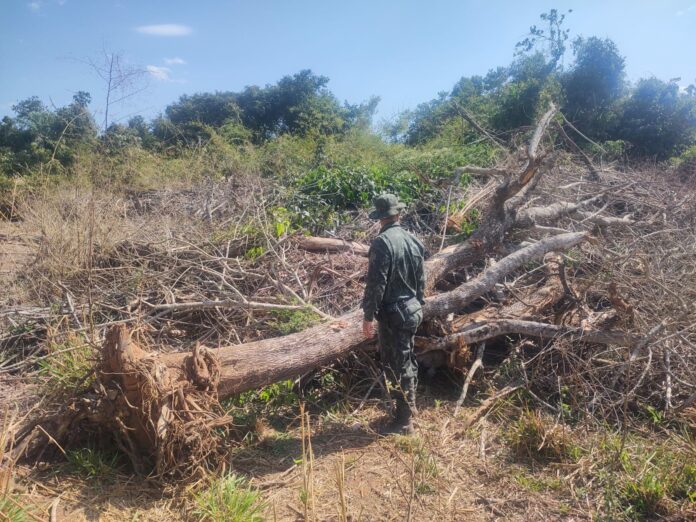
[368,193,406,220]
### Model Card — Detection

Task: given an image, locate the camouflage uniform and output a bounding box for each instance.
[362,212,426,420]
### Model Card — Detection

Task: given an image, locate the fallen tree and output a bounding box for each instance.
[9,104,653,477]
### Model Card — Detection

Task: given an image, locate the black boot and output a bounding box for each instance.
[380,398,415,436]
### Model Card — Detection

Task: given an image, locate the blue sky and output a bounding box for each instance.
[1,0,695,126]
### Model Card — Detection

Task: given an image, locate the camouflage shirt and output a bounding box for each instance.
[362,222,426,321]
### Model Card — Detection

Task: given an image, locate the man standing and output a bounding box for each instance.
[362,194,426,435]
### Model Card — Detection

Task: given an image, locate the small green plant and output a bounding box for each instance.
[395,435,440,495]
[37,336,94,392]
[269,309,321,336]
[622,473,665,517]
[505,409,581,463]
[225,379,299,415]
[243,245,265,261]
[270,206,293,238]
[192,474,265,522]
[643,405,666,427]
[66,448,120,479]
[0,495,35,522]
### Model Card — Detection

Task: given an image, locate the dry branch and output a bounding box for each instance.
[419,319,638,352]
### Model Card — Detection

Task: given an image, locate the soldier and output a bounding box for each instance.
[362,194,426,435]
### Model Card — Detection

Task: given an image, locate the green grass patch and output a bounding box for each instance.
[66,447,121,480]
[37,335,94,392]
[269,309,321,336]
[505,409,583,463]
[513,472,564,493]
[394,435,440,495]
[192,473,266,522]
[595,431,696,520]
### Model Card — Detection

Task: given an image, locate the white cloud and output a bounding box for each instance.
[164,57,186,65]
[676,3,696,16]
[135,24,192,36]
[57,0,67,5]
[28,1,41,11]
[146,65,171,81]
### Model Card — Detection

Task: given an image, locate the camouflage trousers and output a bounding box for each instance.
[377,306,423,407]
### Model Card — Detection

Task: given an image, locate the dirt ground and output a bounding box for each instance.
[5,380,595,522]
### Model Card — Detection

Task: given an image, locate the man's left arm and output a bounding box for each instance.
[362,239,390,337]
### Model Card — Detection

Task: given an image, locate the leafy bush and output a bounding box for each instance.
[671,145,696,179]
[295,164,423,210]
[390,144,496,183]
[589,140,630,162]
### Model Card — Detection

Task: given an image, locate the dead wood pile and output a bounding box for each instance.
[3,105,696,478]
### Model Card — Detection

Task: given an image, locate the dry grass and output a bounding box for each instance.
[1,379,694,521]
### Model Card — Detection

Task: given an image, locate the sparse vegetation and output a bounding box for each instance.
[395,436,440,495]
[66,447,121,480]
[505,409,583,463]
[37,335,94,392]
[191,474,265,522]
[0,495,35,522]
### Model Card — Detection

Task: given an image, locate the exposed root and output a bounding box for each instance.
[98,325,234,478]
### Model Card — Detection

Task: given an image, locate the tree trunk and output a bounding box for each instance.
[298,236,369,256]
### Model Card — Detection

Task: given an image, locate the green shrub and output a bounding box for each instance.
[192,474,265,522]
[295,163,425,210]
[589,140,629,162]
[671,144,696,178]
[390,144,497,183]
